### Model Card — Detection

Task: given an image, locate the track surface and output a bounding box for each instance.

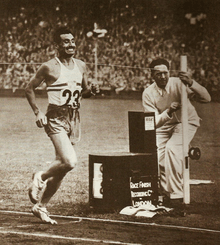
[0,211,220,245]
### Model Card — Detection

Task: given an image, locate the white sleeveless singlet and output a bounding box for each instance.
[46,57,83,109]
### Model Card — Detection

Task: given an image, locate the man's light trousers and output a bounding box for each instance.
[157,123,198,199]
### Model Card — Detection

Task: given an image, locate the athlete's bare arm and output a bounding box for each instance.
[75,59,99,98]
[81,62,91,97]
[25,63,50,127]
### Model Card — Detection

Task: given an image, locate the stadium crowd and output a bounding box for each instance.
[0,0,219,97]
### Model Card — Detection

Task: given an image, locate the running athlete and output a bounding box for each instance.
[25,27,99,224]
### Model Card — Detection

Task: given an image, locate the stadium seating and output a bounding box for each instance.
[0,0,219,100]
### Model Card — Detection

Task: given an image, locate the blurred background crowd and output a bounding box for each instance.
[0,0,219,98]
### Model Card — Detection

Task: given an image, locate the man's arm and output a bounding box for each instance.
[179,71,211,102]
[78,61,99,98]
[187,80,211,102]
[142,91,180,128]
[25,64,48,127]
[81,65,93,98]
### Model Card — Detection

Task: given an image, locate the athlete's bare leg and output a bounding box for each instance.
[42,132,77,179]
[38,132,77,206]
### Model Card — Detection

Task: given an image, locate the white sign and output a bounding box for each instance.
[93,163,103,199]
[144,116,155,131]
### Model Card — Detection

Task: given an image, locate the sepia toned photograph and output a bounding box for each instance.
[0,0,220,244]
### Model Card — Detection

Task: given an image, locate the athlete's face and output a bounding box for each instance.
[152,64,169,89]
[58,33,76,56]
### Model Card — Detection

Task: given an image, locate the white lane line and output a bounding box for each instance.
[0,229,142,245]
[1,224,34,228]
[0,210,220,234]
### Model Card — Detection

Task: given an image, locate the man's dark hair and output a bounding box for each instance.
[149,58,170,73]
[53,26,73,44]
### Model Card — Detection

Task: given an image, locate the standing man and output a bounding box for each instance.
[142,58,211,205]
[25,27,99,224]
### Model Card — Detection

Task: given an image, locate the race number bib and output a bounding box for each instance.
[60,83,82,108]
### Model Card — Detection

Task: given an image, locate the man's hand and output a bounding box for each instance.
[36,111,47,128]
[167,102,181,117]
[178,71,193,87]
[91,82,100,95]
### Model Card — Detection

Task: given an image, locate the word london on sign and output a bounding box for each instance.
[130,176,156,207]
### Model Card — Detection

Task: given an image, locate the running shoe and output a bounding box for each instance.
[28,171,46,204]
[32,204,57,224]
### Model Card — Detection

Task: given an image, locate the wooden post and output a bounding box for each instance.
[180,55,190,204]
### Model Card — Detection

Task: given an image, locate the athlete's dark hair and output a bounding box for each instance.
[53,26,73,44]
[149,58,170,73]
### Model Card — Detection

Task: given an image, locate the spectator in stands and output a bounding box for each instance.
[0,1,219,96]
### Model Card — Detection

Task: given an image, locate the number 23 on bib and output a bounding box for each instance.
[60,82,82,109]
